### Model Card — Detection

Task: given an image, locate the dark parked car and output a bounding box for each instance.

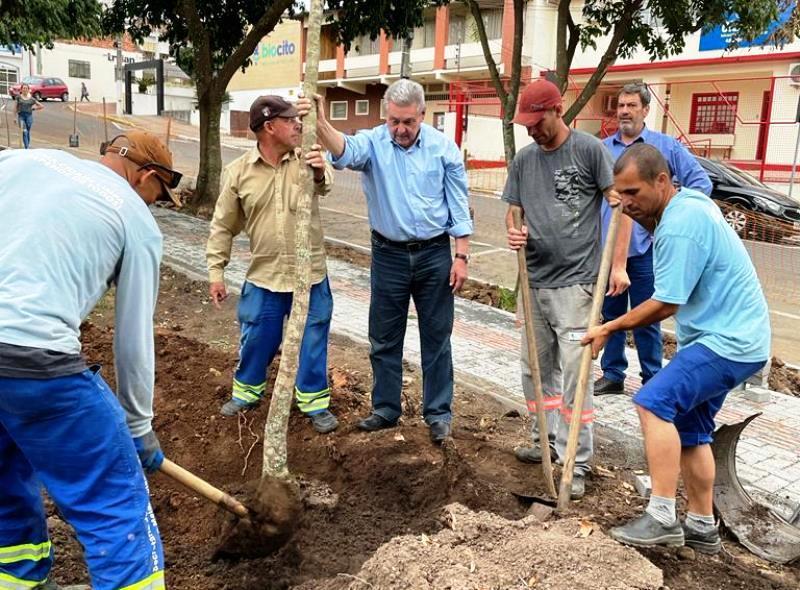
[9,76,69,102]
[696,157,800,243]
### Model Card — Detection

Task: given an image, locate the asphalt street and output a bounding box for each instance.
[4,102,799,364]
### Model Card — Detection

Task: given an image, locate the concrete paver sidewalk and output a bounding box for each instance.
[153,207,800,518]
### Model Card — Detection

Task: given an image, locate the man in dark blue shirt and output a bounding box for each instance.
[595,83,712,396]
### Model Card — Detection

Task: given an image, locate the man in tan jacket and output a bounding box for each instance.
[206,95,338,433]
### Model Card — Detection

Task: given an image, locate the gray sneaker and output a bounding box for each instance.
[220,398,258,417]
[682,522,722,554]
[610,512,685,548]
[308,410,339,434]
[570,474,586,500]
[514,445,556,464]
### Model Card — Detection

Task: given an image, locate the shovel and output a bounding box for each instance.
[159,458,248,518]
[557,204,623,510]
[158,458,299,558]
[512,208,557,500]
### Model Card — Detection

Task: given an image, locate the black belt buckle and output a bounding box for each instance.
[406,240,425,252]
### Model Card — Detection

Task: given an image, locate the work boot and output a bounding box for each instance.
[514,445,556,464]
[570,474,586,500]
[220,398,258,417]
[610,512,685,548]
[594,376,625,396]
[682,521,722,554]
[429,420,451,444]
[357,413,397,432]
[308,410,338,434]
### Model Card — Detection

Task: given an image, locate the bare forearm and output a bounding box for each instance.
[454,236,470,256]
[317,117,345,158]
[506,205,522,230]
[605,299,677,334]
[612,211,632,271]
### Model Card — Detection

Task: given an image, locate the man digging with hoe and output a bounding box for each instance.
[583,144,770,553]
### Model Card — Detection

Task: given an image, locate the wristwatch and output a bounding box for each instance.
[455,253,470,263]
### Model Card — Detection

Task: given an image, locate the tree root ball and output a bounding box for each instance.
[213,476,302,559]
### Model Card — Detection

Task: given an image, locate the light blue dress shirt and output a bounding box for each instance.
[653,188,770,362]
[601,126,713,257]
[331,123,473,242]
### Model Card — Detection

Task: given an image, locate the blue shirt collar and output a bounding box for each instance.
[384,122,424,151]
[611,124,650,147]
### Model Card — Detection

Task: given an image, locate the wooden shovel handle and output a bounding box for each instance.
[557,205,623,510]
[513,208,557,498]
[159,458,249,519]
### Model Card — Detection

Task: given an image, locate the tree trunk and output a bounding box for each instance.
[262,0,324,480]
[502,109,516,166]
[194,83,223,208]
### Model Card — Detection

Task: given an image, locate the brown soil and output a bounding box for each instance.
[768,357,800,397]
[48,268,800,590]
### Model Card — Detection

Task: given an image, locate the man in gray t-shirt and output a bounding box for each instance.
[503,80,632,499]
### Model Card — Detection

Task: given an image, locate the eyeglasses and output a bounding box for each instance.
[136,162,183,189]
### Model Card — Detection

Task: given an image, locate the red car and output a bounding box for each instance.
[9,76,69,101]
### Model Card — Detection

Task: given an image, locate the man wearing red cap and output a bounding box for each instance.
[0,130,180,589]
[504,79,632,499]
[207,95,339,434]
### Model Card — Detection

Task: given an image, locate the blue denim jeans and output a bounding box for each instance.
[369,233,454,424]
[601,245,662,384]
[232,278,333,414]
[18,112,33,149]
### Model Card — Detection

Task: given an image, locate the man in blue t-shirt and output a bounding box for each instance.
[596,82,712,396]
[583,144,770,553]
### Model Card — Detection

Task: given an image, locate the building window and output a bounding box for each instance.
[355,100,369,116]
[353,34,379,56]
[68,60,91,79]
[0,63,18,96]
[380,100,387,119]
[479,9,503,40]
[433,112,445,132]
[330,101,348,120]
[690,92,739,134]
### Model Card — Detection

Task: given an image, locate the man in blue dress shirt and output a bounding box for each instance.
[595,83,712,396]
[298,79,473,443]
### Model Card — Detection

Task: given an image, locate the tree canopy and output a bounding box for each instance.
[0,0,102,49]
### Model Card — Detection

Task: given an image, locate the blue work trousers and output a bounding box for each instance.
[601,245,663,384]
[231,278,333,414]
[368,233,454,424]
[0,367,164,590]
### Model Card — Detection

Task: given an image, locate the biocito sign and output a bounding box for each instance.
[228,20,301,91]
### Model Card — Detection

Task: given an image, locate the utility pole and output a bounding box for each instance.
[115,34,124,115]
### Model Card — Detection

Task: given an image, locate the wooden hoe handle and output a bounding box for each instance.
[513,208,557,498]
[159,458,249,519]
[557,205,623,510]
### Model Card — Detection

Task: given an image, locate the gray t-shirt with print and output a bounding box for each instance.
[502,129,614,289]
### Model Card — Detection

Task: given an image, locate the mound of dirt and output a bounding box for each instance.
[296,503,663,590]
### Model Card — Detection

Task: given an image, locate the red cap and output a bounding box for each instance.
[513,79,562,127]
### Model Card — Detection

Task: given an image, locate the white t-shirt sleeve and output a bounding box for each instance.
[113,234,162,438]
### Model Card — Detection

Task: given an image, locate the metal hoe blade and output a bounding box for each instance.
[712,413,800,564]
